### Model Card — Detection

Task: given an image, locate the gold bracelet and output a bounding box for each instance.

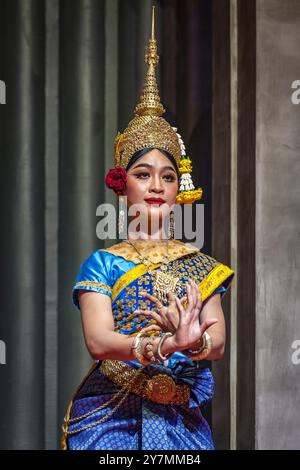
[185,332,213,360]
[131,331,152,365]
[143,336,160,363]
[185,334,205,355]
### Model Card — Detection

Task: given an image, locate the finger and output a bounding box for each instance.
[189,279,197,309]
[175,296,189,324]
[193,281,202,311]
[185,281,194,313]
[142,292,165,312]
[167,291,176,305]
[191,280,202,318]
[140,324,162,334]
[135,308,159,316]
[175,296,185,315]
[190,279,198,309]
[134,309,144,314]
[180,295,188,310]
[141,291,160,304]
[141,311,162,324]
[140,290,151,297]
[142,323,161,330]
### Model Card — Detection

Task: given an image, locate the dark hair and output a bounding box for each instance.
[126,148,180,180]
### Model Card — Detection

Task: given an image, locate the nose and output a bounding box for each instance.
[150,174,164,194]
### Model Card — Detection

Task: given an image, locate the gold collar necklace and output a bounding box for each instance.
[125,238,183,305]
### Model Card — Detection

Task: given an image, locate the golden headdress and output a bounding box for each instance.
[112,6,202,204]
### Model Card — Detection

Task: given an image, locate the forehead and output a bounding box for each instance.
[131,150,176,170]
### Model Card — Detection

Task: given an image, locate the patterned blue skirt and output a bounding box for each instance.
[66,359,215,450]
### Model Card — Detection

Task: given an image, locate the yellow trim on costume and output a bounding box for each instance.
[197,263,234,303]
[112,262,161,302]
[60,362,99,450]
[75,281,112,294]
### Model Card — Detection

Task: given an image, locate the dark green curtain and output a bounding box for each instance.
[0,0,214,449]
[0,0,46,449]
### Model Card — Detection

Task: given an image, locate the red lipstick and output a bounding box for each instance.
[144,198,166,206]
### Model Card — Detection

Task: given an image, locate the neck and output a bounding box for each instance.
[127,228,170,241]
[127,215,171,241]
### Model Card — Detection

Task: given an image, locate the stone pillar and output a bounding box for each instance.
[255,0,300,450]
[213,0,300,450]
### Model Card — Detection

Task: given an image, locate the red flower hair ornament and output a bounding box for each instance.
[105,167,127,196]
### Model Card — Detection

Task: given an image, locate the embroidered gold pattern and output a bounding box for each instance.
[112,263,161,301]
[101,239,199,265]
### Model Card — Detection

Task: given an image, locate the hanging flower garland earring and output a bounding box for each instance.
[172,128,203,205]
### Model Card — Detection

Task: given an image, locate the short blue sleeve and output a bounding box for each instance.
[72,250,113,309]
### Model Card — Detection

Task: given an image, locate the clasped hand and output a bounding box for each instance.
[134,278,218,351]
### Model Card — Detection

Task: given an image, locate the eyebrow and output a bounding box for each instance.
[131,163,176,173]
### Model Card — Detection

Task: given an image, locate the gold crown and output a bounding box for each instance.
[113,6,203,204]
[114,6,181,169]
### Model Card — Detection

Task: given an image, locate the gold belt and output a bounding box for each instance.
[100,360,190,405]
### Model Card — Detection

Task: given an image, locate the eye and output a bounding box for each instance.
[135,172,150,179]
[163,174,176,182]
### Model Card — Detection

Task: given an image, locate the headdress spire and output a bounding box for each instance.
[134,6,165,117]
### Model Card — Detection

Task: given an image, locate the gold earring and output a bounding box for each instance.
[168,211,175,240]
[118,196,126,238]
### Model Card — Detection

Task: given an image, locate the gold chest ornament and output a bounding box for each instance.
[125,238,183,305]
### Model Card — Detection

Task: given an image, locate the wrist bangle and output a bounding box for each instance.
[143,336,160,363]
[185,332,213,360]
[185,334,205,355]
[131,331,152,365]
[156,332,173,362]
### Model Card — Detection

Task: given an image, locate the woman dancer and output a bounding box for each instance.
[61,7,234,450]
